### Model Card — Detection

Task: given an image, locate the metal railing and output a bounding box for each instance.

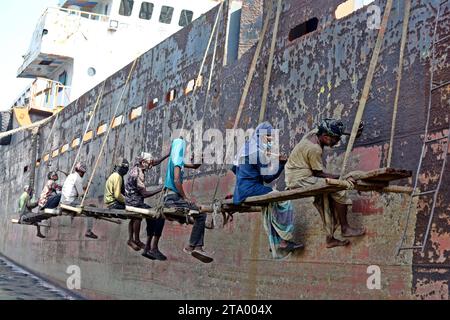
[30,78,71,111]
[53,6,110,22]
[12,78,71,112]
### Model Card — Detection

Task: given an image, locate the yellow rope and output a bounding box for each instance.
[259,0,283,123]
[70,82,106,175]
[179,2,224,133]
[387,0,411,167]
[81,59,139,207]
[340,0,394,178]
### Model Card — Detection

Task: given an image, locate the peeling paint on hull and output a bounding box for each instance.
[0,0,448,299]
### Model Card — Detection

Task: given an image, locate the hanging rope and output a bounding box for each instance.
[259,0,282,123]
[179,2,224,134]
[211,1,281,202]
[386,0,411,167]
[69,81,106,175]
[340,0,394,178]
[81,59,139,207]
[189,4,223,195]
[40,111,61,163]
[0,114,55,140]
[209,0,275,204]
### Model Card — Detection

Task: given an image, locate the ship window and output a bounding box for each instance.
[59,71,67,86]
[185,79,195,95]
[159,6,174,24]
[97,123,107,135]
[87,67,96,77]
[112,115,124,128]
[119,0,134,17]
[184,76,202,95]
[148,98,159,110]
[139,2,154,20]
[288,18,319,41]
[83,131,93,142]
[130,106,143,120]
[58,71,67,92]
[179,10,194,27]
[61,144,69,154]
[24,165,29,173]
[71,138,80,149]
[166,89,176,103]
[39,60,53,66]
[52,149,60,158]
[43,154,50,163]
[335,0,375,19]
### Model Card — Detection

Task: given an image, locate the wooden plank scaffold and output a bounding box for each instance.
[13,168,412,228]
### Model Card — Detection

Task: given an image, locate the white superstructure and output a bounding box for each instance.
[14,0,220,112]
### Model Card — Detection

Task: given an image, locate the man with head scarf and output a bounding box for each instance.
[285,118,366,248]
[61,162,98,239]
[125,152,168,260]
[104,158,130,210]
[163,138,214,263]
[232,122,303,259]
[18,185,45,239]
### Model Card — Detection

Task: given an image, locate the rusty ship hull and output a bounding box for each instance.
[0,0,449,299]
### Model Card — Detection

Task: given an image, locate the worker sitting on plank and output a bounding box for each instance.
[125,153,167,260]
[18,185,45,239]
[61,162,98,240]
[285,118,366,248]
[163,138,214,264]
[38,171,62,210]
[104,158,130,210]
[232,122,304,259]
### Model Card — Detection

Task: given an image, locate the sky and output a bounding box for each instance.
[0,0,58,111]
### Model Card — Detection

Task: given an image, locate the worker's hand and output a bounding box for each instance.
[345,177,356,190]
[279,154,288,162]
[356,122,364,138]
[186,197,197,207]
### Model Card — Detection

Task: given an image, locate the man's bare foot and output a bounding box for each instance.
[128,240,141,251]
[85,231,98,239]
[135,241,146,249]
[326,237,350,248]
[342,226,366,238]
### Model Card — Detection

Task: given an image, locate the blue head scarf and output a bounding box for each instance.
[234,122,274,166]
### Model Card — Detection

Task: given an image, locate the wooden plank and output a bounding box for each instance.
[222,182,345,206]
[220,168,412,207]
[62,205,189,220]
[60,204,83,214]
[326,179,413,194]
[348,168,412,182]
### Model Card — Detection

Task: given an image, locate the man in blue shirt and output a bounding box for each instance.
[163,138,213,263]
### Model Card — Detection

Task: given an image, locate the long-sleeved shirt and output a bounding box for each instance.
[18,192,37,216]
[125,165,153,207]
[232,154,286,205]
[61,173,84,204]
[104,172,125,205]
[38,180,62,208]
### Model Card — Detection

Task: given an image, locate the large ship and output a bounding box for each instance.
[0,0,449,299]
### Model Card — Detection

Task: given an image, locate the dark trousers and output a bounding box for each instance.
[43,194,61,209]
[164,193,206,248]
[107,201,125,210]
[146,218,165,237]
[129,202,165,238]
